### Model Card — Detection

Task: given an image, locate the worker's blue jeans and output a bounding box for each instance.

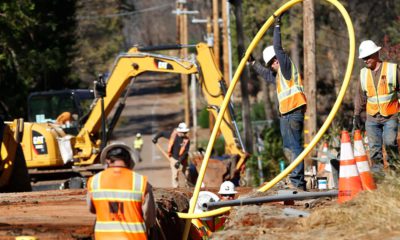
[280,110,306,188]
[365,119,399,168]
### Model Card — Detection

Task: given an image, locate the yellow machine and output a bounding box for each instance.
[0,118,31,192]
[7,42,248,187]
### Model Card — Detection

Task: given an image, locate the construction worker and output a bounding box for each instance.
[86,142,156,240]
[353,40,400,173]
[218,181,237,201]
[152,122,191,188]
[248,13,307,190]
[134,133,144,162]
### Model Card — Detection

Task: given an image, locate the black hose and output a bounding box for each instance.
[204,190,338,210]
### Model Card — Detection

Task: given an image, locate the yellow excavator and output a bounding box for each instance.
[3,42,248,189]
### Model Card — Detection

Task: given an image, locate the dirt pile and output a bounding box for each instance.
[213,175,400,240]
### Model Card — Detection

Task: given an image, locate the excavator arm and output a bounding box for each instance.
[74,43,248,174]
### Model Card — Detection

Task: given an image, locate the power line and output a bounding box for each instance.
[77,3,174,20]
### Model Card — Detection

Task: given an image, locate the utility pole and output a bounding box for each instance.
[213,0,220,69]
[173,1,198,127]
[221,0,231,85]
[303,0,316,167]
[230,0,253,154]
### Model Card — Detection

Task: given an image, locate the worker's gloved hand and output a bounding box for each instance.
[152,138,157,144]
[174,161,180,169]
[247,54,255,65]
[353,115,362,130]
[274,11,287,26]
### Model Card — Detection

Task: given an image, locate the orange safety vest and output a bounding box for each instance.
[87,168,148,240]
[204,215,227,232]
[168,130,190,158]
[190,219,213,240]
[276,63,307,114]
[360,61,398,117]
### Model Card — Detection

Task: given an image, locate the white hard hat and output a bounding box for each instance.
[176,122,189,133]
[358,40,381,59]
[191,191,219,220]
[218,181,237,195]
[136,133,141,137]
[263,45,276,65]
[100,142,137,169]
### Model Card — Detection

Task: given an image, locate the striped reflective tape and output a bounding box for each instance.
[92,190,143,201]
[95,221,146,233]
[353,142,366,156]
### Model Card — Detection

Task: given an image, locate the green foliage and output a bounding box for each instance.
[198,137,225,157]
[0,0,78,117]
[251,101,266,121]
[198,107,210,129]
[247,121,283,186]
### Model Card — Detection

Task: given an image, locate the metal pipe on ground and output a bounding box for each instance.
[204,190,338,210]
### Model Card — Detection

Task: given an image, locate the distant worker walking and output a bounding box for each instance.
[152,122,191,188]
[353,40,400,173]
[248,14,307,190]
[87,142,156,240]
[134,133,144,162]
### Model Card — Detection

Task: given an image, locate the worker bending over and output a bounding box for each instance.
[152,122,191,188]
[248,13,307,190]
[353,40,400,173]
[87,142,156,239]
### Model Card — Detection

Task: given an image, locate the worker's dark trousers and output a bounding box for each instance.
[279,110,306,188]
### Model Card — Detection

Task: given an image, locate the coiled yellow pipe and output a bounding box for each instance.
[180,0,355,239]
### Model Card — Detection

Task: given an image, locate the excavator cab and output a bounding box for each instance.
[27,89,95,134]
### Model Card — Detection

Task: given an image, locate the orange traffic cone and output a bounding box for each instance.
[317,142,329,173]
[353,130,377,191]
[338,130,363,203]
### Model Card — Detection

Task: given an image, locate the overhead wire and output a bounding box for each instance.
[77,3,174,20]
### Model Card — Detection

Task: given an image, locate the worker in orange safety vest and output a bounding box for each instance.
[152,122,191,188]
[248,13,307,191]
[87,142,156,240]
[353,40,400,173]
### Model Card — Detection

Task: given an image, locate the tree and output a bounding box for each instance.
[0,0,78,117]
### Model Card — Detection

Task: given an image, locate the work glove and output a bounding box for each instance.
[247,54,255,65]
[152,138,157,144]
[174,161,181,169]
[274,11,287,26]
[353,115,362,130]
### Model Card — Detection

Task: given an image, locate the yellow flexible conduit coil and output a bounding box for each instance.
[180,0,355,239]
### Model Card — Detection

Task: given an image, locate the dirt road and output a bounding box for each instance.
[114,74,187,188]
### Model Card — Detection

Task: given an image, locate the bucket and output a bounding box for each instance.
[317,177,328,190]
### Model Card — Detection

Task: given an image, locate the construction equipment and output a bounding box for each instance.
[4,42,248,189]
[0,117,31,192]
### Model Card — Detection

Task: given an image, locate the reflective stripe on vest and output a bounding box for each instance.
[95,221,146,233]
[168,130,190,157]
[276,63,307,114]
[360,62,398,116]
[89,169,147,239]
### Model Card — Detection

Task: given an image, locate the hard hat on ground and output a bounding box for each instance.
[136,133,141,137]
[358,40,381,59]
[100,142,136,169]
[176,122,189,133]
[218,181,237,195]
[263,46,276,65]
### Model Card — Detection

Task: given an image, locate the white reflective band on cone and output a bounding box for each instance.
[356,161,371,172]
[339,165,359,177]
[340,143,354,160]
[353,142,366,156]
